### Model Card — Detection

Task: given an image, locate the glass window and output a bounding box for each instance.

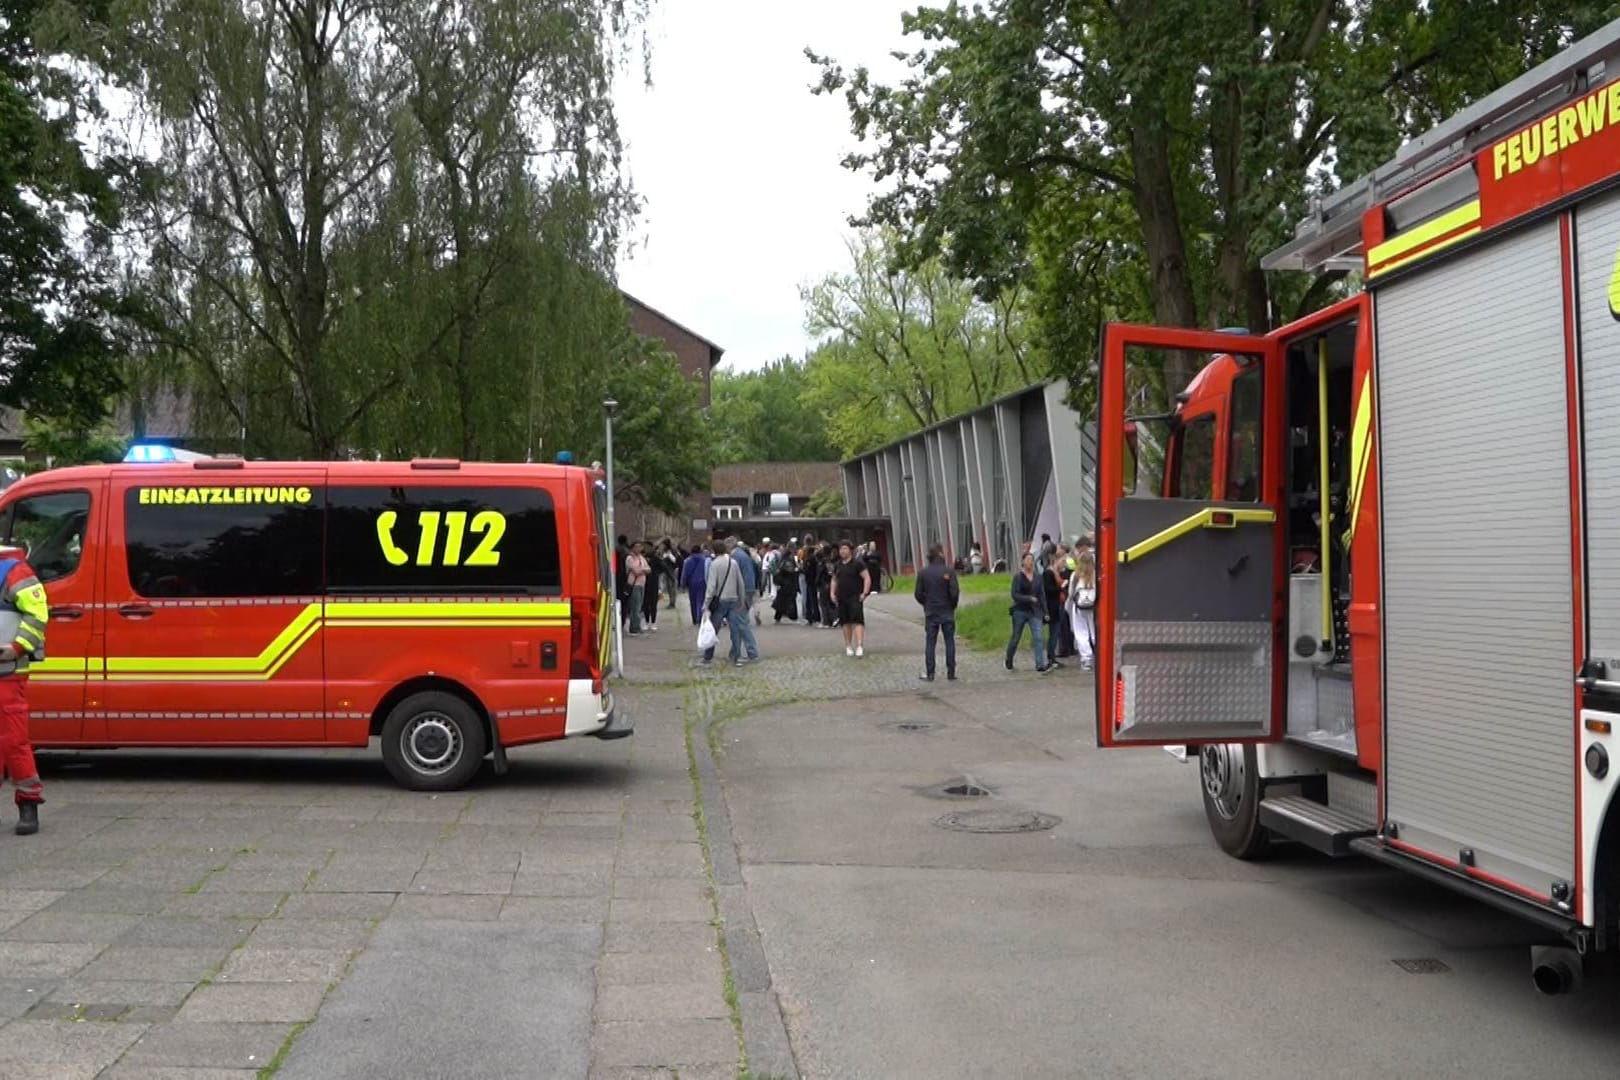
[328,486,561,594]
[3,491,91,583]
[1174,415,1216,500]
[1227,365,1263,502]
[125,486,323,597]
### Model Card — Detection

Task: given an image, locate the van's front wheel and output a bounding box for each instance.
[381,691,488,791]
[1199,743,1270,859]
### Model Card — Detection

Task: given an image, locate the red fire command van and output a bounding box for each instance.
[0,457,629,791]
[1096,20,1620,991]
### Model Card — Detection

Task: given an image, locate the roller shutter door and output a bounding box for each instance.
[1376,219,1575,895]
[1578,191,1620,664]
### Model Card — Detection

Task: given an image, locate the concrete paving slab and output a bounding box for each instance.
[118,918,255,950]
[497,897,604,924]
[74,946,229,984]
[43,890,171,916]
[510,871,612,897]
[117,1021,294,1070]
[602,920,717,955]
[0,1019,147,1075]
[175,981,327,1023]
[158,893,284,919]
[387,893,502,921]
[101,1067,259,1080]
[276,918,599,1080]
[275,893,394,920]
[590,1019,736,1070]
[1,912,145,943]
[240,920,373,951]
[595,982,730,1021]
[216,948,352,984]
[0,942,103,978]
[47,980,197,1008]
[0,977,58,1020]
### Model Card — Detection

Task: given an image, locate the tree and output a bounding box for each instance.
[116,0,406,456]
[812,2,1614,406]
[385,0,637,458]
[802,486,845,518]
[1,0,133,428]
[601,337,712,515]
[802,229,1039,457]
[709,356,838,464]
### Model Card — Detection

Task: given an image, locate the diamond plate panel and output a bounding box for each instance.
[1115,620,1271,741]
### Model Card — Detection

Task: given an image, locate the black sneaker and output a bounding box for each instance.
[947,673,958,681]
[1004,657,1014,671]
[15,802,38,836]
[919,673,934,682]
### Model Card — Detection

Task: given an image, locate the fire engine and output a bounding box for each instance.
[0,452,628,792]
[1095,20,1620,992]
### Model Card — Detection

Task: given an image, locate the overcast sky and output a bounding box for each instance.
[613,1,915,373]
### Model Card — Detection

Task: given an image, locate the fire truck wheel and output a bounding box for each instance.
[1199,743,1270,859]
[381,691,488,791]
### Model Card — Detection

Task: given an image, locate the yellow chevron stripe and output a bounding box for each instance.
[1344,373,1374,545]
[1367,200,1480,269]
[62,599,573,681]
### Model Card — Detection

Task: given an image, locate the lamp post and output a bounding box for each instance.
[603,399,623,678]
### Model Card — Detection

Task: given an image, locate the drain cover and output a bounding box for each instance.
[1391,957,1450,974]
[941,781,992,798]
[884,720,943,733]
[936,809,1061,833]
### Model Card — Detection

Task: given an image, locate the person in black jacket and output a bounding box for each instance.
[914,544,960,681]
[1007,551,1051,672]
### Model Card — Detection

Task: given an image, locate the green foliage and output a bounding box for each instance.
[602,337,713,516]
[802,486,845,518]
[802,230,1041,457]
[20,414,125,467]
[812,2,1615,411]
[709,357,837,464]
[0,0,133,428]
[99,0,652,465]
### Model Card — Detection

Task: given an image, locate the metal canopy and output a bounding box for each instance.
[1263,18,1620,272]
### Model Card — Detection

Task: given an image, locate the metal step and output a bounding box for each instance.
[1258,795,1376,857]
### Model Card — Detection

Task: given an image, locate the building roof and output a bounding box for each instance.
[839,378,1068,464]
[621,291,725,366]
[711,462,842,498]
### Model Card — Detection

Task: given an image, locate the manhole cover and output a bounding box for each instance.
[936,809,1061,833]
[1391,958,1450,974]
[883,720,943,733]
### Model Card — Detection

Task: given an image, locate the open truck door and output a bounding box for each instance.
[1095,324,1285,747]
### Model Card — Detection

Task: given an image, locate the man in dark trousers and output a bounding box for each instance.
[914,544,960,682]
[0,545,49,833]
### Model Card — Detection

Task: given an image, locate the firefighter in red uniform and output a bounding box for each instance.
[0,547,48,834]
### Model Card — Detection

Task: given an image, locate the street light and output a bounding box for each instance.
[603,399,622,678]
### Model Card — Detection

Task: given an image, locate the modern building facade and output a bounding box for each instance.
[841,379,1096,573]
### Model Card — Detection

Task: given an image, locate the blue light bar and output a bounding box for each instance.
[125,443,176,463]
[555,451,574,465]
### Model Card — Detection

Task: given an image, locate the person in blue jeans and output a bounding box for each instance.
[728,537,765,644]
[1007,551,1050,673]
[700,540,760,667]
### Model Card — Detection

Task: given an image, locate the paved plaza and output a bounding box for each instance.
[0,592,1617,1078]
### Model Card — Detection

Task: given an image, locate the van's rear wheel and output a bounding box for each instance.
[1199,743,1270,859]
[381,691,487,791]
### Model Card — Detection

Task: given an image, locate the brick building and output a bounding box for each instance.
[612,293,726,544]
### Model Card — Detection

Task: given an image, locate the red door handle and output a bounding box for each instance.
[118,604,154,620]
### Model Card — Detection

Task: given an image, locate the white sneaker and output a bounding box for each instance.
[845,646,854,657]
[856,645,864,657]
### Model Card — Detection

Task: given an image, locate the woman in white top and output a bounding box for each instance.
[1068,550,1097,671]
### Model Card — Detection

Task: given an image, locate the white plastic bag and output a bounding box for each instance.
[696,616,717,652]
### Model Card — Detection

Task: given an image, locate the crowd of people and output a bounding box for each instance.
[615,533,886,667]
[615,530,1095,678]
[1007,533,1097,674]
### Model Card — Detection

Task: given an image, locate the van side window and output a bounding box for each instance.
[124,488,323,597]
[327,486,562,595]
[1227,364,1263,502]
[1172,415,1217,500]
[2,491,91,583]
